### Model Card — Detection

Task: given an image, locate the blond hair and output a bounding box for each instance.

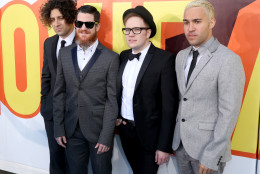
[185,0,215,21]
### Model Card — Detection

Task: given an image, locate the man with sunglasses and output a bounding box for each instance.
[116,6,179,174]
[53,5,119,174]
[40,0,77,173]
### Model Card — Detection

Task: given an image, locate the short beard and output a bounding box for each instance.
[75,30,97,50]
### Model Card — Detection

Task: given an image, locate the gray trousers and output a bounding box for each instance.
[175,143,225,174]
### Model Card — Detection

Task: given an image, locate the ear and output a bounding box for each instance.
[209,17,216,29]
[146,28,152,39]
[96,23,101,32]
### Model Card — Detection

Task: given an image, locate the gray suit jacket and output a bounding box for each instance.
[172,38,245,170]
[53,42,119,147]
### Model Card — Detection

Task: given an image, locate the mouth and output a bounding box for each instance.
[187,34,197,39]
[128,39,137,43]
[55,28,62,32]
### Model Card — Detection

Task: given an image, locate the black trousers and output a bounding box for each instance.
[44,119,68,174]
[66,125,113,174]
[117,123,159,174]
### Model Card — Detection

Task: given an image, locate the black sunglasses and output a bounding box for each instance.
[75,21,99,29]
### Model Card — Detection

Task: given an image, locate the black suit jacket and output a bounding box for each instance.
[40,34,59,120]
[117,43,179,153]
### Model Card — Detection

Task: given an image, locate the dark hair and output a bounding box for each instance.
[76,5,100,23]
[40,0,77,27]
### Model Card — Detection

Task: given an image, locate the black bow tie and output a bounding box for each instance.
[128,52,141,61]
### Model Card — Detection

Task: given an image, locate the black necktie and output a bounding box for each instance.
[128,52,141,61]
[187,50,199,85]
[61,40,66,48]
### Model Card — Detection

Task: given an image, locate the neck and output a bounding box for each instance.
[132,40,150,54]
[80,38,97,51]
[60,26,74,39]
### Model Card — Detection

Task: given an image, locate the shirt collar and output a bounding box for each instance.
[132,42,151,58]
[58,28,75,46]
[77,39,99,52]
[189,36,215,54]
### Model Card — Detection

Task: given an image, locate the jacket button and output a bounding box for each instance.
[182,119,186,122]
[183,98,187,101]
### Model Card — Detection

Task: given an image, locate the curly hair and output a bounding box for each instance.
[40,0,77,27]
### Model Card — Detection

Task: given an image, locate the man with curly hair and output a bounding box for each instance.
[39,0,77,173]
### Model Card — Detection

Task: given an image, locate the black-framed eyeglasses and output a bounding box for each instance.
[122,27,151,35]
[75,21,99,29]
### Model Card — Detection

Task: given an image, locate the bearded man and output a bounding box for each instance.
[53,5,119,174]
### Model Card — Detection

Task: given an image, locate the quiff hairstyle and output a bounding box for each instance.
[185,0,215,21]
[76,5,100,23]
[40,0,77,27]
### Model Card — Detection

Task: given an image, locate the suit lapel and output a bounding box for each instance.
[186,39,220,90]
[71,42,102,82]
[134,44,155,91]
[81,44,102,80]
[51,36,59,73]
[117,53,129,94]
[180,47,192,94]
[71,45,80,81]
[186,51,213,90]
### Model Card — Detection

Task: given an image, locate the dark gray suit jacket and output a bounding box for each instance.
[40,34,59,120]
[53,42,119,147]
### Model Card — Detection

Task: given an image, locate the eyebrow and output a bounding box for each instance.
[183,18,202,22]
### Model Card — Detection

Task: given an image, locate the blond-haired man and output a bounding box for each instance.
[172,0,245,174]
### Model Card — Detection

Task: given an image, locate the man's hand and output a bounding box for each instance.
[56,136,67,148]
[199,163,213,174]
[155,150,170,165]
[116,118,126,126]
[95,143,110,154]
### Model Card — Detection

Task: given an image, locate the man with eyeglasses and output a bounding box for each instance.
[116,6,179,174]
[53,5,119,174]
[40,0,77,173]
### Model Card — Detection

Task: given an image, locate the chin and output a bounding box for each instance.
[127,43,136,48]
[188,41,197,46]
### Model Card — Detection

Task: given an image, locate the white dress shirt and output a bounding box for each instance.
[121,43,151,121]
[184,37,214,85]
[56,28,76,58]
[77,39,98,71]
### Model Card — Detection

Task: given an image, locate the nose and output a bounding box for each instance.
[53,19,60,27]
[128,29,135,36]
[188,23,195,31]
[81,23,88,30]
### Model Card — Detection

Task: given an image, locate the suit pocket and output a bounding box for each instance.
[90,107,104,136]
[199,122,216,131]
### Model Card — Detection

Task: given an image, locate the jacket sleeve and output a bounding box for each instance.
[40,41,51,116]
[157,53,179,153]
[200,54,245,170]
[97,52,119,147]
[53,50,66,138]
